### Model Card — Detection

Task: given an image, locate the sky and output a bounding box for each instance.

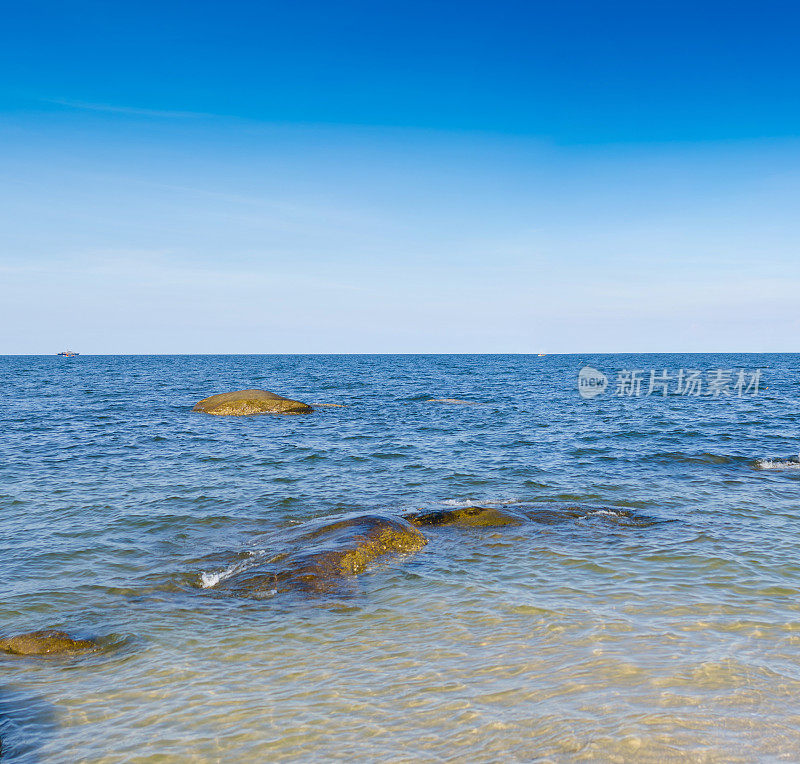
[2,0,799,353]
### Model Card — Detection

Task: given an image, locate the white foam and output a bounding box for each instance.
[442,498,520,508]
[755,459,800,470]
[254,589,278,599]
[200,571,224,588]
[200,550,264,589]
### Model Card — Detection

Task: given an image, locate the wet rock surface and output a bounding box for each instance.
[404,506,526,527]
[193,389,313,416]
[206,513,428,596]
[198,504,661,599]
[0,631,97,657]
[405,504,662,529]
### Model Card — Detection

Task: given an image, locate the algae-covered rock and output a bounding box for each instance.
[193,389,312,416]
[0,630,97,657]
[404,506,525,528]
[211,514,427,596]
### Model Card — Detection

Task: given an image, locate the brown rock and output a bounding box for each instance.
[0,630,97,657]
[404,506,525,527]
[212,514,428,596]
[193,389,312,416]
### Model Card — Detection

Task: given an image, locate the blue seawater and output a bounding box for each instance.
[1,354,799,762]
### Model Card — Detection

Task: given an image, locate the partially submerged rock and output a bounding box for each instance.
[404,506,526,527]
[0,630,97,657]
[196,502,660,599]
[404,504,656,528]
[521,506,653,525]
[210,513,428,596]
[424,398,481,404]
[517,507,587,525]
[193,389,312,416]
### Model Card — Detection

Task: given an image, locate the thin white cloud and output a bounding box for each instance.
[43,97,212,119]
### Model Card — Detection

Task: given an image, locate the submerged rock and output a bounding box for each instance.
[520,506,656,526]
[193,389,313,416]
[404,504,659,529]
[210,513,428,596]
[404,506,525,527]
[424,398,481,404]
[0,630,97,657]
[517,507,587,525]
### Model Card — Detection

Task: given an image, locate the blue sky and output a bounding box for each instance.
[2,0,799,352]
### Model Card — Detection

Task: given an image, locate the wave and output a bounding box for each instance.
[652,451,738,465]
[754,455,800,470]
[199,550,266,588]
[442,497,521,508]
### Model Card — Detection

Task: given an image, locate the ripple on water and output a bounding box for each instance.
[3,353,800,760]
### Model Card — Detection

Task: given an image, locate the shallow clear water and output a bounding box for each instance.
[1,354,799,762]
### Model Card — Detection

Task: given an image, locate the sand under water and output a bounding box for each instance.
[1,353,799,761]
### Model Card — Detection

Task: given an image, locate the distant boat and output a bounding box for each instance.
[57,350,79,357]
[538,353,547,357]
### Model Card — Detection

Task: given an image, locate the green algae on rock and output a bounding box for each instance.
[210,513,428,596]
[193,389,313,416]
[404,505,526,527]
[0,630,97,657]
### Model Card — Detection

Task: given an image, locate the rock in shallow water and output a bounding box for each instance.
[404,506,526,527]
[210,513,428,596]
[193,389,313,416]
[0,630,97,657]
[404,504,661,528]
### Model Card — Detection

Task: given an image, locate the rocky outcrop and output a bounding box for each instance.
[404,506,526,527]
[0,630,97,657]
[196,503,658,599]
[193,389,313,416]
[209,513,428,596]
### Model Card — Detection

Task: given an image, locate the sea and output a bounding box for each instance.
[1,353,799,762]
